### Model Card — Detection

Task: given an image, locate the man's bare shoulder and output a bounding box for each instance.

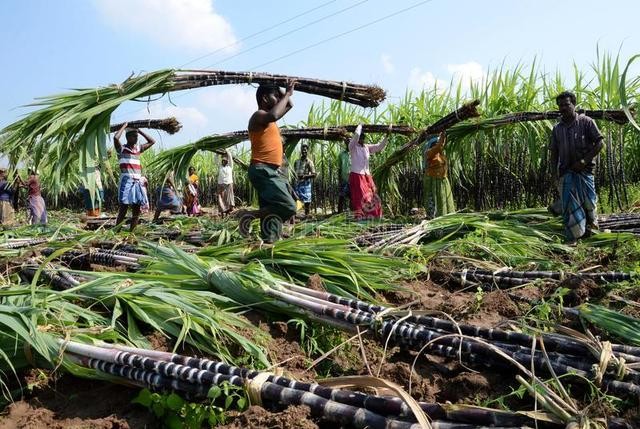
[248,109,269,132]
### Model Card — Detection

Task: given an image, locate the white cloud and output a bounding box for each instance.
[408,67,446,91]
[446,61,486,86]
[94,0,237,53]
[381,54,395,74]
[147,103,208,129]
[198,86,256,116]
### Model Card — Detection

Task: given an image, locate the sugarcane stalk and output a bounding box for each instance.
[85,341,545,428]
[268,285,640,395]
[69,354,434,429]
[172,70,386,108]
[109,117,182,134]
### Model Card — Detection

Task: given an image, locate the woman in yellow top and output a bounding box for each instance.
[184,166,201,216]
[423,132,455,218]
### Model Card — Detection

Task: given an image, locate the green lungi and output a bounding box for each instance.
[423,175,455,218]
[248,163,297,241]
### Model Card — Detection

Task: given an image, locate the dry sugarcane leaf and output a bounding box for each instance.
[318,375,432,429]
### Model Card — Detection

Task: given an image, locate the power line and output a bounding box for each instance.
[251,0,434,70]
[113,0,435,121]
[200,0,368,69]
[179,0,338,68]
[112,1,369,120]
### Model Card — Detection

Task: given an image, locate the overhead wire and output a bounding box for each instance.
[198,0,369,69]
[179,0,338,68]
[112,0,435,121]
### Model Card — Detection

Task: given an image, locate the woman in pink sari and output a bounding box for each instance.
[348,125,389,219]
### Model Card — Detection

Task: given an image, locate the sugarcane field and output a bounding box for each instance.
[3,2,640,429]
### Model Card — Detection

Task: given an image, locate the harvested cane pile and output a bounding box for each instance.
[445,268,634,289]
[270,282,640,400]
[109,117,183,134]
[62,339,577,429]
[599,213,640,234]
[3,210,640,428]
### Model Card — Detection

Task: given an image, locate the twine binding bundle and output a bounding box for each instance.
[109,117,183,135]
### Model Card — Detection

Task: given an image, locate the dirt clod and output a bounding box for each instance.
[0,402,130,429]
[219,405,318,429]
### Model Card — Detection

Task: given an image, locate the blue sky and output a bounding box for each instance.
[1,0,639,150]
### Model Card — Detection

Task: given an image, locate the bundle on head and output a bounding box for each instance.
[373,100,481,178]
[173,70,386,108]
[447,108,631,140]
[109,117,183,135]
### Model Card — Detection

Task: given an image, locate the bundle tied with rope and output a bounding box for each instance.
[109,117,183,135]
[446,108,632,141]
[172,70,387,108]
[372,100,481,181]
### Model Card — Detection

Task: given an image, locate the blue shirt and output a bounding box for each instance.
[0,180,13,202]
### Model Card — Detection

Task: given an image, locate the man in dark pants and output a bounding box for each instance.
[550,91,604,245]
[246,81,297,243]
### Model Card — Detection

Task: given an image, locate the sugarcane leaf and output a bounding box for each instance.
[132,389,153,407]
[207,385,222,400]
[166,393,185,411]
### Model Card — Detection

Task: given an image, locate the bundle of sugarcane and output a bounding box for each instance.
[148,125,412,179]
[0,234,74,249]
[21,261,82,290]
[447,268,633,288]
[598,213,640,230]
[343,124,416,136]
[166,249,640,398]
[41,247,142,270]
[356,222,426,250]
[172,70,386,108]
[372,100,481,182]
[262,280,640,399]
[291,284,640,363]
[354,223,409,246]
[447,109,631,141]
[109,117,182,134]
[62,339,571,429]
[141,246,640,401]
[91,241,147,255]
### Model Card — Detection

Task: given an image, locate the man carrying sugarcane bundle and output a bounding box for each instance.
[422,132,455,218]
[349,124,390,219]
[293,142,317,217]
[217,149,235,216]
[337,137,351,213]
[245,81,297,243]
[550,91,604,245]
[16,168,47,225]
[0,169,15,225]
[113,122,156,232]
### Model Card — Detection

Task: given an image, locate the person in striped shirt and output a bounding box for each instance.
[113,123,156,231]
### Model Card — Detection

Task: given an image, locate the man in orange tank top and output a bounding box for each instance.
[246,81,298,242]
